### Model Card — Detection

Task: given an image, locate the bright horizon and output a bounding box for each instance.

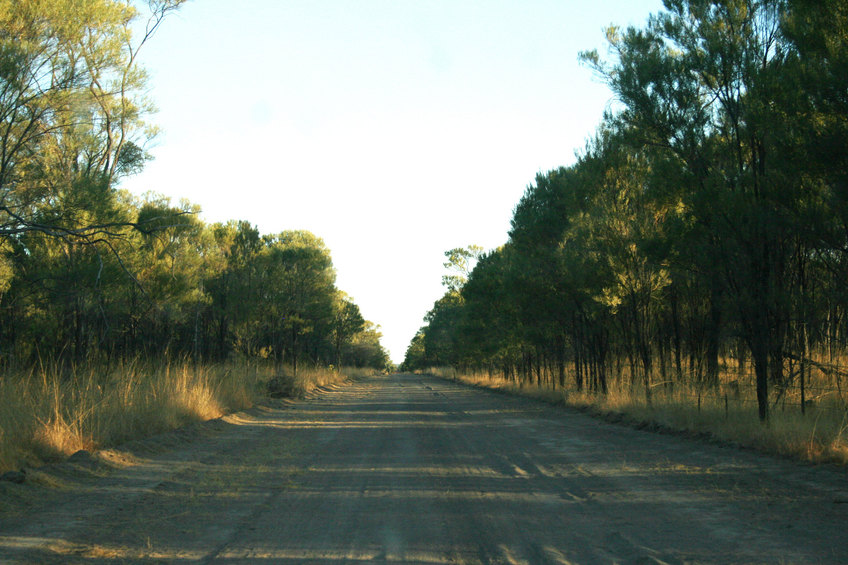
[121,0,665,364]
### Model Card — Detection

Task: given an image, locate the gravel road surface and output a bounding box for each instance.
[1,372,846,564]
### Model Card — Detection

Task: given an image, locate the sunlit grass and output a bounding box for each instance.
[0,359,374,473]
[427,365,848,465]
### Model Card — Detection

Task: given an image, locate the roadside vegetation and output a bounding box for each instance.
[0,360,379,473]
[404,0,848,463]
[0,2,389,473]
[424,366,848,465]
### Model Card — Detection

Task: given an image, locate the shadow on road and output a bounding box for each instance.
[2,373,846,563]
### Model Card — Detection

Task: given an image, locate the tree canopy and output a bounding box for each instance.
[0,0,390,373]
[404,0,848,421]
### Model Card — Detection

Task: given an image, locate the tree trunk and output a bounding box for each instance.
[705,286,722,388]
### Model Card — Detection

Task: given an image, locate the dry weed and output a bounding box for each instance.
[0,358,276,472]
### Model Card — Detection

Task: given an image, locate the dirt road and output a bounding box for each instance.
[1,373,847,564]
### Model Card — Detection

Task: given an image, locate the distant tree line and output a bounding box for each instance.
[0,0,389,372]
[403,0,847,421]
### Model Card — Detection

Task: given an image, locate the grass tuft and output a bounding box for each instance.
[0,359,376,473]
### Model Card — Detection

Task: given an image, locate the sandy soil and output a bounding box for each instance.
[1,372,847,564]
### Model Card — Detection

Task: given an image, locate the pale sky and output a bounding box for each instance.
[121,0,665,364]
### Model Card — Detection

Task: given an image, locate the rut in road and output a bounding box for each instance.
[1,372,847,564]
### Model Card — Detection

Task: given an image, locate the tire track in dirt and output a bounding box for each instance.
[1,373,846,563]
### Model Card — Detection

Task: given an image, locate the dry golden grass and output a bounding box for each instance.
[266,365,379,398]
[427,365,848,466]
[0,359,373,473]
[0,359,271,472]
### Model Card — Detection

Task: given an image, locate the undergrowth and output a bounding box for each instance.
[0,359,370,473]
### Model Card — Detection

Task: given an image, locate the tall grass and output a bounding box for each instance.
[0,359,370,473]
[428,366,848,465]
[268,365,376,398]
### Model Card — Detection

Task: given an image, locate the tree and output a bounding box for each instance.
[442,244,484,292]
[332,293,365,368]
[204,220,263,358]
[404,0,848,424]
[401,330,426,372]
[257,231,337,374]
[581,0,796,420]
[578,132,672,400]
[0,0,185,241]
[0,3,389,372]
[458,247,523,381]
[422,290,464,368]
[343,322,390,370]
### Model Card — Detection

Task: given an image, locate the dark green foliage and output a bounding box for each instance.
[0,0,388,373]
[405,0,848,421]
[0,203,389,370]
